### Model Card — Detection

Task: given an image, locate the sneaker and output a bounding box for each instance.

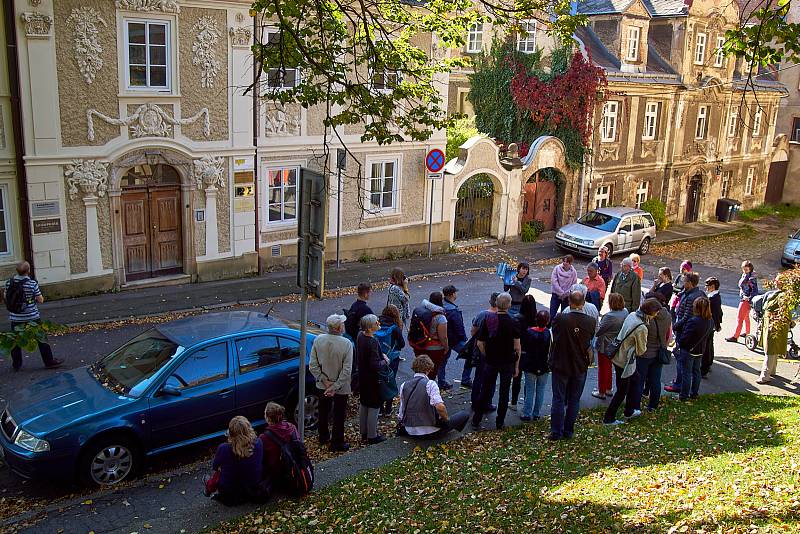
[367,435,387,445]
[546,432,561,441]
[725,337,738,343]
[739,334,747,338]
[519,415,532,422]
[625,409,642,420]
[591,390,606,400]
[756,378,771,384]
[604,419,624,426]
[664,384,680,393]
[330,442,350,452]
[460,381,473,390]
[44,359,64,369]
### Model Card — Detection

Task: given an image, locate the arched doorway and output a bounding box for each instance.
[685,175,702,224]
[454,174,494,240]
[120,164,184,281]
[521,168,561,231]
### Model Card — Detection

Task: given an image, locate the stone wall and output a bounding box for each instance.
[217,159,231,254]
[66,194,88,274]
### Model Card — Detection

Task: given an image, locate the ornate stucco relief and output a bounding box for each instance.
[29,0,42,6]
[115,0,179,13]
[0,112,6,150]
[20,12,52,39]
[66,8,107,85]
[65,160,109,200]
[641,140,662,159]
[86,103,210,141]
[598,145,620,162]
[193,155,225,190]
[192,16,221,88]
[229,26,252,48]
[265,103,301,136]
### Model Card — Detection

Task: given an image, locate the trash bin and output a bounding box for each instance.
[715,198,740,222]
[729,201,741,221]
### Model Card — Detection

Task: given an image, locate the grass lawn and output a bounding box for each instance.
[217,393,800,533]
[737,203,800,222]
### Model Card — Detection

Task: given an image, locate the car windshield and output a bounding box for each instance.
[577,211,621,233]
[90,329,183,398]
[792,229,800,239]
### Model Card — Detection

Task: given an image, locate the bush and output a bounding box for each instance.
[0,321,64,354]
[640,199,668,230]
[738,203,800,222]
[446,117,480,161]
[521,220,545,243]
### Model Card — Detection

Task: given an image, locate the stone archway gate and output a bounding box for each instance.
[442,135,576,244]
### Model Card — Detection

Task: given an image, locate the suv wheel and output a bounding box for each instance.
[79,435,139,487]
[638,237,651,255]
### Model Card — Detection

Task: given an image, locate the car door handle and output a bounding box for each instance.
[217,388,233,398]
[287,372,299,380]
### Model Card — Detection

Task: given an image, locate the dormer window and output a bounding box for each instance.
[626,26,640,61]
[694,32,706,65]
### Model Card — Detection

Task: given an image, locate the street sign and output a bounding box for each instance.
[427,172,443,180]
[425,148,445,173]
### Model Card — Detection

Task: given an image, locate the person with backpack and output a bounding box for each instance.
[519,310,551,421]
[397,355,470,438]
[207,416,266,505]
[344,283,374,341]
[440,285,467,391]
[3,261,62,371]
[357,314,390,444]
[376,305,406,416]
[259,402,314,496]
[387,268,410,323]
[702,277,723,377]
[309,314,353,452]
[408,293,448,379]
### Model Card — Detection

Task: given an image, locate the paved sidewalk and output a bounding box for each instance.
[2,220,743,330]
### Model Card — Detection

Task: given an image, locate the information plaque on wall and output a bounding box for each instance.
[30,201,61,218]
[32,218,61,234]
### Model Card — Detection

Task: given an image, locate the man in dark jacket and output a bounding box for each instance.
[441,285,467,391]
[548,290,596,441]
[344,283,373,340]
[702,277,723,377]
[666,272,705,393]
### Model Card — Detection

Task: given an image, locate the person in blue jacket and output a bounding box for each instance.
[441,285,467,391]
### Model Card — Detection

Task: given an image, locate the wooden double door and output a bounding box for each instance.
[122,185,183,281]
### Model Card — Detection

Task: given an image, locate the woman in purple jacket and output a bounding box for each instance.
[726,260,759,343]
[549,255,578,322]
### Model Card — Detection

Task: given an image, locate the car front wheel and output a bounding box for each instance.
[638,237,651,255]
[79,435,139,487]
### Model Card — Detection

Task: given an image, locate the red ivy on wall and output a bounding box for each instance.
[510,52,608,146]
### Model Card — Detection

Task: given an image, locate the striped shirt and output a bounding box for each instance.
[5,275,42,322]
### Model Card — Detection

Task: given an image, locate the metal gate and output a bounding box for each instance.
[454,174,494,240]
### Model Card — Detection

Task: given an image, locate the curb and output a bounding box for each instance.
[653,223,746,246]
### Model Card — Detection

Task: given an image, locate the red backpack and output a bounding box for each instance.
[262,430,314,496]
[408,306,440,350]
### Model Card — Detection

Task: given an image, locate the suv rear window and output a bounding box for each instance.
[577,211,621,232]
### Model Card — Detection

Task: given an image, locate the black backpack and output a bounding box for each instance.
[4,278,27,314]
[262,430,314,496]
[408,306,436,350]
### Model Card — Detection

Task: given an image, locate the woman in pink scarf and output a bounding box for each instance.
[549,255,578,322]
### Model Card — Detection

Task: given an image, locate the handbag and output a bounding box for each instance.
[377,365,399,402]
[688,326,714,357]
[606,323,645,358]
[654,319,671,365]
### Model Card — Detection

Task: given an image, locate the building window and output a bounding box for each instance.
[642,101,658,140]
[791,117,800,143]
[695,105,708,139]
[714,36,726,67]
[745,167,755,196]
[517,20,537,53]
[367,159,399,212]
[626,26,640,61]
[467,23,484,53]
[0,185,10,255]
[727,109,738,137]
[720,171,732,198]
[752,107,763,136]
[595,184,612,208]
[635,181,649,208]
[601,101,619,143]
[266,166,299,223]
[694,32,706,65]
[262,28,301,90]
[124,20,170,90]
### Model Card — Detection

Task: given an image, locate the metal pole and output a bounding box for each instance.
[298,269,308,442]
[427,177,434,258]
[252,14,262,274]
[336,165,342,269]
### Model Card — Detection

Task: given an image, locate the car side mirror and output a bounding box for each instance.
[159,385,181,397]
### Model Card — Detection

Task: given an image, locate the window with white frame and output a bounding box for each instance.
[642,101,659,140]
[124,20,170,90]
[626,26,640,61]
[635,181,649,208]
[791,117,800,143]
[266,166,299,223]
[262,28,301,90]
[0,185,10,255]
[367,159,399,212]
[694,32,706,65]
[695,105,708,139]
[745,167,755,195]
[601,101,619,142]
[752,107,763,136]
[714,36,725,67]
[467,23,484,53]
[727,109,738,137]
[720,171,732,198]
[517,20,537,53]
[595,184,612,208]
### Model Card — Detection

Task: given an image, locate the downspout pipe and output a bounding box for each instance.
[4,0,33,273]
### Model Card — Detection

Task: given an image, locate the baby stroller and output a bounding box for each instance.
[744,290,800,360]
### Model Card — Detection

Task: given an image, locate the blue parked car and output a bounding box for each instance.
[782,228,800,268]
[0,311,320,486]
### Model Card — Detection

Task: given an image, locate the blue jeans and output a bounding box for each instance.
[437,350,452,385]
[549,294,567,324]
[671,347,683,388]
[550,371,587,439]
[470,356,496,407]
[522,372,549,418]
[461,358,474,385]
[678,349,702,399]
[633,357,663,410]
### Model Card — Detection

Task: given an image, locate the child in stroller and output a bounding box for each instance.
[744,290,800,359]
